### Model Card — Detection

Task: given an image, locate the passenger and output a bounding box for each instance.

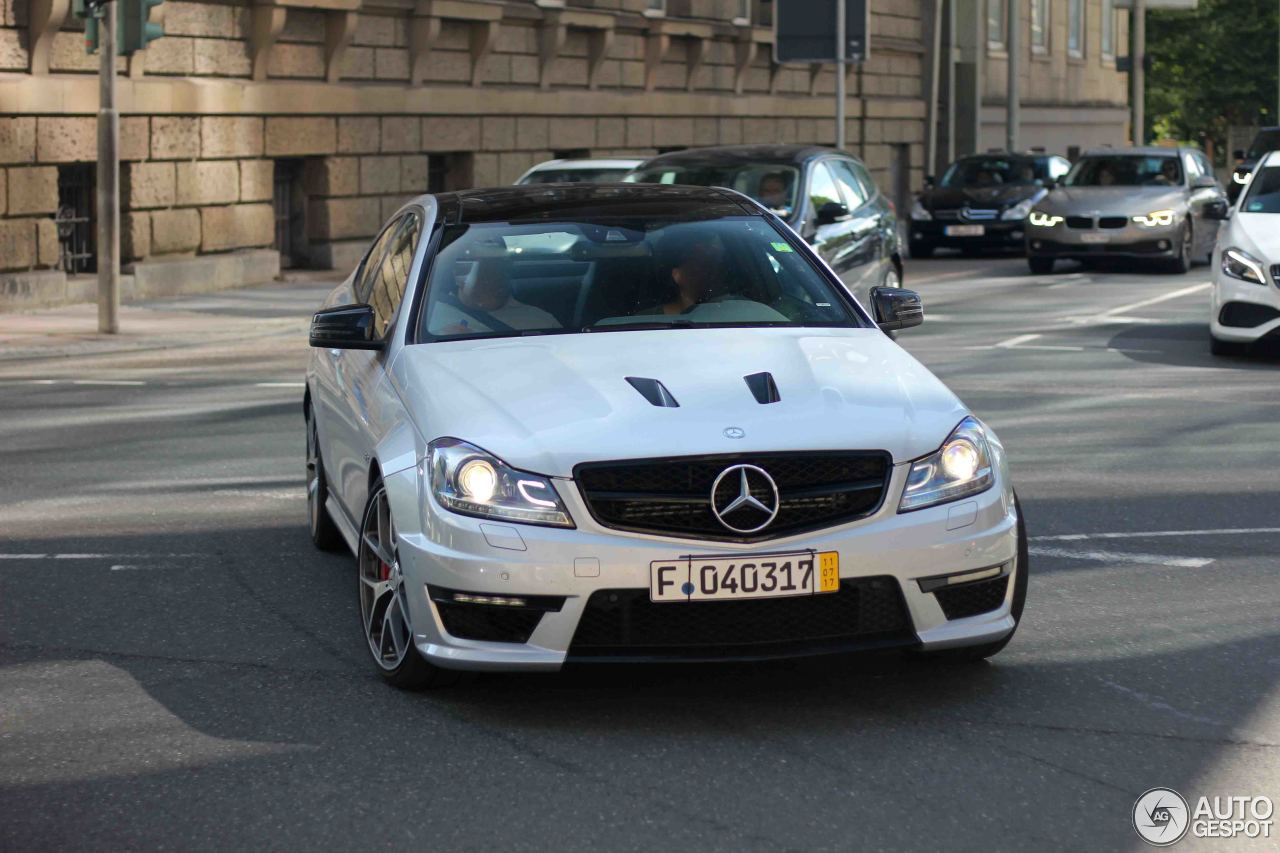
[1153,158,1181,185]
[431,257,558,334]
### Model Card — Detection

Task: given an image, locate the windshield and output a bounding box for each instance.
[1241,166,1280,213]
[940,157,1040,187]
[416,216,861,342]
[1065,155,1183,187]
[1246,130,1280,161]
[627,165,802,218]
[518,168,633,185]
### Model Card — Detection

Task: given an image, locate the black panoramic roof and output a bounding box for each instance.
[437,184,756,224]
[636,144,838,169]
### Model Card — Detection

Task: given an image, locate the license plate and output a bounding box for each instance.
[1080,232,1110,244]
[944,225,984,237]
[650,551,840,603]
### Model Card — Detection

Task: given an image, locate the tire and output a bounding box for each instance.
[306,406,345,552]
[915,495,1029,664]
[1210,334,1250,357]
[1166,222,1192,274]
[358,478,459,690]
[1028,256,1055,275]
[909,240,935,259]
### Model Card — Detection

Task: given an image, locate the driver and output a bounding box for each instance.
[642,231,729,315]
[1153,158,1180,185]
[757,172,792,213]
[430,257,558,335]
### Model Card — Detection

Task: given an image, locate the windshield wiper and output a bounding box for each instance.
[582,320,696,332]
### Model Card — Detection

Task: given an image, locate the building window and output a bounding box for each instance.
[1068,0,1084,57]
[644,0,666,18]
[1101,0,1115,59]
[1030,0,1049,53]
[733,0,751,25]
[986,0,1006,51]
[56,164,95,274]
[273,159,304,269]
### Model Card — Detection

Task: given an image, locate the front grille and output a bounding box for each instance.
[934,575,1009,620]
[933,209,961,222]
[575,452,891,542]
[568,577,913,659]
[1271,264,1280,285]
[963,208,999,221]
[435,603,545,643]
[1098,216,1128,229]
[1066,216,1094,229]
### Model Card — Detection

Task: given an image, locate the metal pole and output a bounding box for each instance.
[1132,0,1146,146]
[923,0,942,176]
[97,0,120,334]
[1006,0,1019,152]
[836,0,847,149]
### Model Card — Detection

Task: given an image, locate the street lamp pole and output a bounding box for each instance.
[1132,0,1146,146]
[97,0,120,334]
[1006,0,1020,152]
[836,0,846,149]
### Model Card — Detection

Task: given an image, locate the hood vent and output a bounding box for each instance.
[626,377,679,408]
[744,372,781,404]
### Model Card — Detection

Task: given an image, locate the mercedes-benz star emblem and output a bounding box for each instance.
[723,426,745,439]
[710,464,780,534]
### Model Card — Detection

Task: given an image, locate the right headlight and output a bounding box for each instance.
[1221,247,1267,285]
[428,438,573,527]
[1028,210,1063,227]
[910,199,931,221]
[899,417,995,512]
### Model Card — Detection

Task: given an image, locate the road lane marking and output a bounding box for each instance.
[71,380,146,386]
[0,554,48,560]
[1067,281,1211,325]
[254,382,306,388]
[1028,545,1213,568]
[995,333,1042,348]
[1034,527,1280,542]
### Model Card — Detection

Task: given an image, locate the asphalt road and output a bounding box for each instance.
[1,256,1277,852]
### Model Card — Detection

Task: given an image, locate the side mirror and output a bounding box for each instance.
[310,304,382,350]
[871,286,923,332]
[1233,149,1245,161]
[1192,175,1218,190]
[924,175,936,188]
[1203,199,1230,221]
[816,201,850,226]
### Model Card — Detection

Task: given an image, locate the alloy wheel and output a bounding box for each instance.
[306,417,322,535]
[358,486,413,671]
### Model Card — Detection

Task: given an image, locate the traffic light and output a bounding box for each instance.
[120,0,164,55]
[72,0,100,55]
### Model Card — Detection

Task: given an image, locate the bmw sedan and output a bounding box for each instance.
[1208,150,1280,356]
[305,184,1026,688]
[1025,147,1227,274]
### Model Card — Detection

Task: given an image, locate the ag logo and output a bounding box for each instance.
[1133,788,1190,846]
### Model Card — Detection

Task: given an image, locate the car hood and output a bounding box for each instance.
[389,328,969,477]
[923,184,1041,210]
[1040,185,1186,212]
[1230,213,1280,259]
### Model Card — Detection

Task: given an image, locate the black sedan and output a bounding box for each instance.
[1229,126,1280,203]
[628,145,903,310]
[908,152,1071,258]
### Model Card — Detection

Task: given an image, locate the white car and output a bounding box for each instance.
[514,158,643,185]
[1209,150,1280,356]
[305,184,1027,688]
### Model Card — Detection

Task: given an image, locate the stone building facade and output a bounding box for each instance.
[0,0,1127,309]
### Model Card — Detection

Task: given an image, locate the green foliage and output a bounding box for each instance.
[1147,0,1279,164]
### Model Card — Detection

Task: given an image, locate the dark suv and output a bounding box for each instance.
[908,151,1071,257]
[1229,127,1280,203]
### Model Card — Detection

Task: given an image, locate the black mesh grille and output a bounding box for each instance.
[1098,216,1128,229]
[933,575,1009,620]
[436,603,544,643]
[569,577,913,659]
[1219,301,1280,328]
[575,452,890,542]
[1066,216,1094,229]
[1271,264,1280,284]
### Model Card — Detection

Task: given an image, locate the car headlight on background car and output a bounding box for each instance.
[1028,210,1063,227]
[1233,171,1250,185]
[910,199,931,221]
[1132,209,1176,227]
[899,417,995,512]
[428,438,573,527]
[1000,190,1046,221]
[1221,247,1267,285]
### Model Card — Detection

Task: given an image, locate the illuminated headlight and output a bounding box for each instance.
[1233,171,1250,185]
[428,438,573,527]
[910,199,931,221]
[1001,190,1045,221]
[1221,247,1267,285]
[1132,208,1176,227]
[899,417,995,512]
[1028,210,1063,227]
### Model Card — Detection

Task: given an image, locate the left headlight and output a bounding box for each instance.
[910,199,932,221]
[1000,190,1046,221]
[899,417,995,512]
[428,438,574,528]
[1221,247,1267,285]
[1132,208,1176,227]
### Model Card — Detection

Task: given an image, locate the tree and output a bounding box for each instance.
[1146,0,1279,164]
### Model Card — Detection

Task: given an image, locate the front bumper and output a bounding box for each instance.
[383,462,1020,671]
[911,219,1025,248]
[1027,219,1182,259]
[1209,260,1280,343]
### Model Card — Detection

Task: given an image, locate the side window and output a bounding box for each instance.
[1195,153,1214,180]
[367,213,422,338]
[829,160,868,209]
[848,160,880,201]
[354,218,403,304]
[1182,153,1201,181]
[808,162,843,216]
